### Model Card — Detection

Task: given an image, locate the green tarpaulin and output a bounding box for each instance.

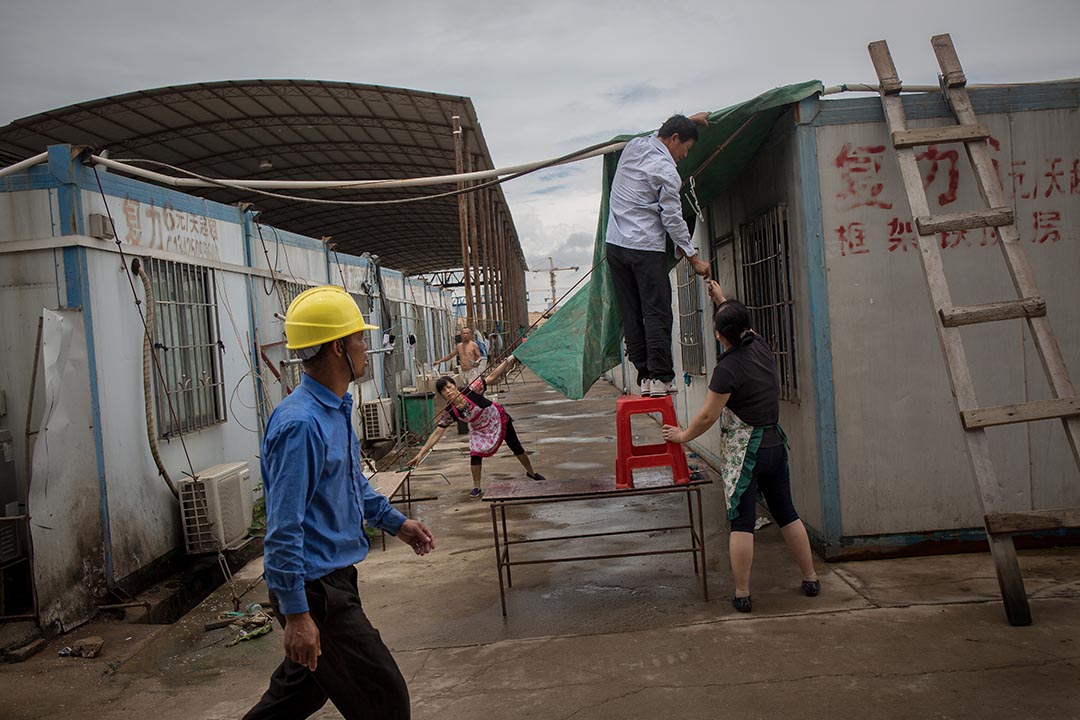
[514,81,824,398]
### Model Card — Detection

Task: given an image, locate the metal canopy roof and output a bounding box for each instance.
[0,80,524,275]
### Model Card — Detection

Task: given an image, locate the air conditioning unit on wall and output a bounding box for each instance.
[178,462,254,554]
[361,399,394,441]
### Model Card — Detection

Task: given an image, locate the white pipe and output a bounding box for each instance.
[823,78,1080,95]
[0,152,49,180]
[90,141,628,192]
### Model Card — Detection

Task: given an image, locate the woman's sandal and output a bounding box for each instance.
[732,596,752,613]
[526,472,546,481]
[801,580,821,597]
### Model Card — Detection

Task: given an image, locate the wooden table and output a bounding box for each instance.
[482,475,711,616]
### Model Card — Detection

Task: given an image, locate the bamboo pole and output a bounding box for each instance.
[465,151,483,332]
[451,115,475,328]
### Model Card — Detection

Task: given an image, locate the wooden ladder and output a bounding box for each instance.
[868,34,1080,626]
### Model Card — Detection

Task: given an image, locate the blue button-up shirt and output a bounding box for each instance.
[261,374,406,614]
[605,134,696,258]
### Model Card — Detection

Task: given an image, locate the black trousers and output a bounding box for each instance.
[606,242,674,383]
[243,565,410,720]
[730,444,800,534]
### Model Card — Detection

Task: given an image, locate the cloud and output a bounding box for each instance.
[606,82,664,104]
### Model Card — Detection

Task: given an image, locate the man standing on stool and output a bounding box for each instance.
[606,113,711,397]
[245,286,436,720]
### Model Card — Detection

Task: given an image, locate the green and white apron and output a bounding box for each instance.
[717,407,788,521]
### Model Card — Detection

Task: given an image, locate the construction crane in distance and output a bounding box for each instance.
[532,256,579,315]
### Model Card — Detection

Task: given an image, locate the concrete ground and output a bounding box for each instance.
[2,369,1078,719]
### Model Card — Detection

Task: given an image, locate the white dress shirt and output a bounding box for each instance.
[605,134,696,257]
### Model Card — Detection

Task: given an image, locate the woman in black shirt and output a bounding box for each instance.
[662,280,818,612]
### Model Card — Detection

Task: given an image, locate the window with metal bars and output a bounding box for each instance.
[736,203,799,402]
[145,257,227,436]
[412,308,429,367]
[676,259,706,376]
[279,280,315,390]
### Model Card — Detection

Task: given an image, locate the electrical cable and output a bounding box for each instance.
[96,138,621,207]
[90,165,198,485]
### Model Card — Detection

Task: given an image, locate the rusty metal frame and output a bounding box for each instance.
[484,480,709,616]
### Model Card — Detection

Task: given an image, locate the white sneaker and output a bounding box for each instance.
[649,380,677,397]
[638,379,650,396]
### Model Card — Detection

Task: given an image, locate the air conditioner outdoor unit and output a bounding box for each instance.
[178,461,254,554]
[362,399,394,441]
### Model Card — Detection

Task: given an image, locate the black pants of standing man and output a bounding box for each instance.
[606,242,674,384]
[243,566,410,720]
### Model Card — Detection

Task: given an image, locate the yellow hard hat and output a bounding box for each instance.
[285,286,378,350]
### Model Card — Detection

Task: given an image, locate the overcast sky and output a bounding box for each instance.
[2,0,1077,310]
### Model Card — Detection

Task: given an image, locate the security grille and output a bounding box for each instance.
[145,257,227,435]
[279,280,314,389]
[676,259,706,375]
[413,308,429,366]
[736,203,799,402]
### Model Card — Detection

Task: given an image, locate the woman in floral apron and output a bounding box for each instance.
[662,280,818,613]
[408,357,545,498]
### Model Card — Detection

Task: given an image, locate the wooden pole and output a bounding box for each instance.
[452,115,475,328]
[480,187,494,335]
[466,151,483,333]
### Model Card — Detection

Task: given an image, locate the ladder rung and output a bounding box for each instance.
[939,297,1047,328]
[892,123,990,149]
[961,396,1080,429]
[915,207,1014,235]
[868,41,903,94]
[985,508,1080,535]
[932,34,967,88]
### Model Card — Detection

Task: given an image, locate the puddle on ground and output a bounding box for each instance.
[553,461,606,471]
[535,436,615,444]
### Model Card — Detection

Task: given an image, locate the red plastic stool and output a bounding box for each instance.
[615,394,691,489]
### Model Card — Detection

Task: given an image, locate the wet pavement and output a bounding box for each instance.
[2,369,1078,719]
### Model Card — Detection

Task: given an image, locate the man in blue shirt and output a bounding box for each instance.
[606,113,711,397]
[245,286,435,720]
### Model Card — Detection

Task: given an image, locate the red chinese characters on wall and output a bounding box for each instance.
[887,218,918,253]
[1033,211,1062,244]
[837,222,870,256]
[837,218,1004,256]
[834,144,893,210]
[834,137,1074,257]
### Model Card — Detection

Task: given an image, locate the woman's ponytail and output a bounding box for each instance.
[713,300,753,351]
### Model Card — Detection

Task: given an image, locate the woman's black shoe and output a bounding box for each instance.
[801,580,821,597]
[732,596,752,613]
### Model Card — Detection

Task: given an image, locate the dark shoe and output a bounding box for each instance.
[732,595,752,613]
[802,580,820,597]
[468,487,483,499]
[526,472,546,481]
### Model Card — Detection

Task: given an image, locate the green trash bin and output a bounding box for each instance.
[399,391,436,439]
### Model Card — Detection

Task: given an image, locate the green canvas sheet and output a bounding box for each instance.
[514,80,824,398]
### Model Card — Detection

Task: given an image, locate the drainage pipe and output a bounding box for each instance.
[133,259,178,499]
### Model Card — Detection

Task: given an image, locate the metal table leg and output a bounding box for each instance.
[687,490,699,574]
[696,487,708,601]
[490,503,507,617]
[501,504,512,587]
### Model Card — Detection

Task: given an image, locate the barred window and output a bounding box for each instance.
[736,203,799,402]
[145,258,227,435]
[676,259,706,375]
[278,280,309,309]
[412,308,429,367]
[279,280,315,390]
[709,231,736,359]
